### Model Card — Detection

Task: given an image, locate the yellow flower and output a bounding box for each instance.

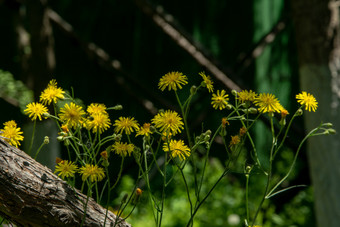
[211,90,229,110]
[152,110,184,135]
[40,79,65,105]
[237,90,257,103]
[24,102,48,121]
[86,113,111,134]
[254,93,282,113]
[54,160,78,180]
[296,91,318,112]
[113,116,139,135]
[163,139,190,161]
[79,164,105,182]
[199,72,214,93]
[136,123,153,137]
[221,117,230,128]
[158,71,188,91]
[0,120,24,147]
[229,135,241,147]
[58,102,85,129]
[112,141,135,157]
[87,103,108,115]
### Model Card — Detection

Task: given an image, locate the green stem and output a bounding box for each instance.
[28,120,37,155]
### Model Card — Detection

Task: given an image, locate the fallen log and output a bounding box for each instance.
[0,139,131,227]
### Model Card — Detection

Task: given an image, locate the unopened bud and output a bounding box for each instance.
[44,136,50,144]
[231,90,238,96]
[190,85,197,94]
[323,123,333,128]
[248,108,257,114]
[295,109,303,116]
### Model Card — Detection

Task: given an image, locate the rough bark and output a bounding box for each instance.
[0,139,131,227]
[291,0,340,226]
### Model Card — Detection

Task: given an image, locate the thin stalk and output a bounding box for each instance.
[28,120,37,155]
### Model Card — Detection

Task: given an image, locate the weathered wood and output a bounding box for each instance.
[0,139,131,227]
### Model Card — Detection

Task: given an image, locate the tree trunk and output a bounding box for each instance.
[291,1,340,226]
[0,139,131,227]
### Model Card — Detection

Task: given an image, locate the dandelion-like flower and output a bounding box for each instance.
[296,91,318,112]
[238,90,257,103]
[24,102,48,121]
[112,141,135,157]
[40,79,65,105]
[199,72,214,93]
[113,116,139,135]
[79,164,105,182]
[163,139,190,161]
[87,103,108,115]
[211,90,229,110]
[0,120,24,147]
[254,93,282,113]
[54,160,78,180]
[59,102,86,129]
[86,113,111,134]
[158,71,188,91]
[136,123,153,137]
[152,110,184,135]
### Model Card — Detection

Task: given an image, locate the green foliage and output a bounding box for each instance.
[0,69,33,112]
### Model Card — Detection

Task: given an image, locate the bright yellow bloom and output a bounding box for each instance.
[211,90,229,110]
[158,71,188,91]
[0,120,24,147]
[254,93,282,113]
[24,102,48,121]
[296,91,318,112]
[40,79,65,105]
[59,102,86,129]
[199,72,214,93]
[238,90,257,103]
[112,141,135,157]
[113,116,139,135]
[86,113,111,134]
[163,139,190,161]
[54,160,78,180]
[79,164,105,182]
[3,120,18,128]
[136,123,153,137]
[152,110,184,135]
[87,103,108,115]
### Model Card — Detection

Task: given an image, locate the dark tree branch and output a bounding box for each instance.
[135,0,242,92]
[0,139,131,227]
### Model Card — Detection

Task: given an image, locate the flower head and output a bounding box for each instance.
[158,71,188,91]
[254,93,282,113]
[238,90,257,103]
[54,160,78,180]
[163,139,190,161]
[24,102,48,121]
[40,79,65,105]
[0,120,24,147]
[136,123,153,137]
[79,164,105,182]
[87,103,108,115]
[296,91,318,112]
[86,113,111,134]
[113,116,139,135]
[229,135,241,147]
[199,72,214,93]
[152,110,184,135]
[211,90,229,110]
[112,141,135,157]
[58,102,86,129]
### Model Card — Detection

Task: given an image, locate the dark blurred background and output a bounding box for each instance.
[1,0,339,226]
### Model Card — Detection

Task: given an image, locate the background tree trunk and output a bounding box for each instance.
[291,0,340,226]
[0,139,131,227]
